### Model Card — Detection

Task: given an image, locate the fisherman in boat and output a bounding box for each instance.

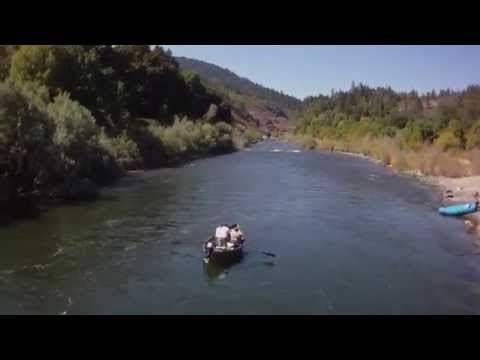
[229,224,244,246]
[203,239,214,260]
[215,224,230,247]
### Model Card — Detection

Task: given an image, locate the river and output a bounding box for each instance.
[0,140,479,314]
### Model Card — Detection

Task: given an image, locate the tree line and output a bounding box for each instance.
[296,82,480,152]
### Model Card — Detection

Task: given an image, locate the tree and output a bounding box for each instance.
[46,92,120,185]
[9,45,76,96]
[0,81,55,194]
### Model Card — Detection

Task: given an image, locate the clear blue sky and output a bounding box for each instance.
[163,45,480,100]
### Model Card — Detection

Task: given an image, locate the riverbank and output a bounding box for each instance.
[283,135,480,240]
[339,152,480,240]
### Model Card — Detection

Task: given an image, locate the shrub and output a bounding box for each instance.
[244,128,261,143]
[99,130,142,170]
[0,81,55,193]
[434,129,462,151]
[143,118,234,163]
[47,92,120,184]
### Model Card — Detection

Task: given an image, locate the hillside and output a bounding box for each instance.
[176,56,301,135]
[292,83,480,177]
[176,56,302,112]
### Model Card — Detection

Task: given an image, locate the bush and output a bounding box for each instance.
[47,92,120,184]
[244,128,261,143]
[48,93,99,151]
[142,118,234,163]
[9,45,74,96]
[99,130,142,170]
[0,81,55,194]
[434,129,462,151]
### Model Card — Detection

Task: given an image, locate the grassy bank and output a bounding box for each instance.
[285,133,480,178]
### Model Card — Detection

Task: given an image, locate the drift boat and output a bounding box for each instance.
[203,236,245,265]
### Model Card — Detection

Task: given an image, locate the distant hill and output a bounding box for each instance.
[175,56,302,114]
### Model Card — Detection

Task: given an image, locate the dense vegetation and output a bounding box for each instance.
[0,45,238,217]
[292,83,480,176]
[176,56,302,114]
[3,45,480,218]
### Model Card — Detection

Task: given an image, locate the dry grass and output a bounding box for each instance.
[468,149,480,175]
[302,135,480,178]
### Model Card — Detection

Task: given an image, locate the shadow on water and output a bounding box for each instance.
[203,254,244,282]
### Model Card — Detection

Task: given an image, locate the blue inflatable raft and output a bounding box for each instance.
[438,202,477,216]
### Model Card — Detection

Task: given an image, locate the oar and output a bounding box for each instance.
[250,249,276,257]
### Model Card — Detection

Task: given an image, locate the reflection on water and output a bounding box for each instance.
[0,140,479,314]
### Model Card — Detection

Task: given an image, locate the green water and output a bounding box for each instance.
[0,141,479,314]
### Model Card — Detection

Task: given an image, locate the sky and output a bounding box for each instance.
[163,45,480,100]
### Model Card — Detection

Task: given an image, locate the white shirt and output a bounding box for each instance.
[215,226,229,239]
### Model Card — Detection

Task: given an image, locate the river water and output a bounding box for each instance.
[0,140,479,314]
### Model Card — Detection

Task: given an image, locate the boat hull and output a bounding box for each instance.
[203,237,244,265]
[208,247,243,265]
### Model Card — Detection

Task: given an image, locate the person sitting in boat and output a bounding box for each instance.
[203,239,214,259]
[215,224,230,247]
[229,224,244,245]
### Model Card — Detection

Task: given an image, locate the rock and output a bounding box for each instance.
[464,219,476,233]
[203,103,231,122]
[204,104,218,121]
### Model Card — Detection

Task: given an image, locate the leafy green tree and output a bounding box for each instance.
[46,92,119,185]
[0,81,55,194]
[10,45,75,96]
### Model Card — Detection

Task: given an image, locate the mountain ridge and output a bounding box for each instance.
[175,56,302,113]
[175,56,300,135]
